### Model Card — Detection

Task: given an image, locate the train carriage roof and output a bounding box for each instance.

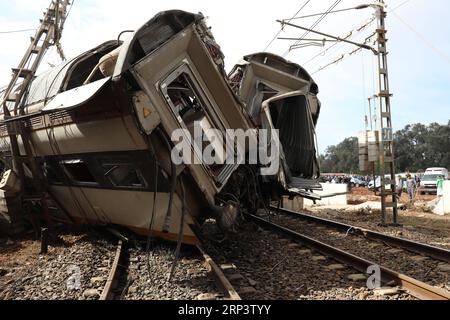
[1,10,204,114]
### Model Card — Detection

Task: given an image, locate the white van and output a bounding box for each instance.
[419,168,449,195]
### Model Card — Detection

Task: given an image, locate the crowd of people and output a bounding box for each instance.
[321,173,444,202]
[320,174,371,186]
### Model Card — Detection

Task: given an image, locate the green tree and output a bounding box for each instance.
[320,137,359,173]
[320,121,450,174]
[394,122,450,172]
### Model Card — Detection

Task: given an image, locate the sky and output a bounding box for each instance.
[0,0,449,153]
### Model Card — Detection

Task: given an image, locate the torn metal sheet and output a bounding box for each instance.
[42,77,111,112]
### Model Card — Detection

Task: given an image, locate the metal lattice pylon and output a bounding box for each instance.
[1,0,71,188]
[0,1,71,232]
[374,1,399,225]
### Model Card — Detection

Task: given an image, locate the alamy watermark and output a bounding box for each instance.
[367,264,382,290]
[170,121,281,176]
[66,265,81,291]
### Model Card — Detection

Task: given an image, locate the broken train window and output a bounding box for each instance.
[102,162,147,189]
[60,159,98,185]
[160,65,229,182]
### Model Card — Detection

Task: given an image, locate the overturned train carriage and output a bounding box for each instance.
[0,10,321,243]
[229,53,322,199]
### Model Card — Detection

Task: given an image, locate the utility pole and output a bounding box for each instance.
[374,1,400,226]
[1,0,71,183]
[0,0,72,236]
[277,1,400,227]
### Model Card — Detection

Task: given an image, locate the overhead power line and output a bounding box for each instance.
[283,0,343,57]
[296,0,411,71]
[263,0,312,52]
[309,0,420,75]
[302,16,376,66]
[310,30,377,74]
[282,4,371,21]
[279,20,377,54]
[0,28,35,35]
[389,0,413,12]
[391,11,450,65]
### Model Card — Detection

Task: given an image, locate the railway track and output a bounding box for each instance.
[271,206,450,263]
[204,220,416,300]
[100,240,124,300]
[246,212,450,300]
[196,245,241,300]
[267,207,450,292]
[100,240,240,300]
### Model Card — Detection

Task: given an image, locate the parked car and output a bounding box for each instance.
[419,168,449,195]
[350,177,367,187]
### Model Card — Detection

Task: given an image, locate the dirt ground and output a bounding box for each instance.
[0,231,87,268]
[348,187,437,204]
[307,187,450,249]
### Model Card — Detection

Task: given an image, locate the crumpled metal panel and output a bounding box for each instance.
[243,52,314,85]
[22,58,74,107]
[1,40,120,112]
[42,77,111,112]
[113,10,203,78]
[288,177,323,191]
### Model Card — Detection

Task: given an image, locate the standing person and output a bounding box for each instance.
[415,174,421,185]
[396,176,403,201]
[406,174,416,201]
[437,175,444,197]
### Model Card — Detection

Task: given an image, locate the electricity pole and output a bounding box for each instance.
[277,1,400,226]
[0,0,72,236]
[1,0,71,183]
[374,1,400,226]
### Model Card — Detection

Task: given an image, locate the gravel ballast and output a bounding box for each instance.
[270,212,450,293]
[0,231,116,300]
[203,221,416,300]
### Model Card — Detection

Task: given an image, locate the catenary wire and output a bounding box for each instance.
[283,0,342,57]
[263,0,312,52]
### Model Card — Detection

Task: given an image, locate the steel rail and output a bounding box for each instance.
[272,206,450,263]
[246,214,450,300]
[197,245,241,300]
[99,240,240,300]
[100,240,123,300]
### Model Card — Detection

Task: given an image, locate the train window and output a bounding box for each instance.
[103,164,146,189]
[161,65,228,181]
[166,73,206,124]
[61,159,98,185]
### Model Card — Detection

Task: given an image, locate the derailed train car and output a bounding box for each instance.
[0,10,321,243]
[229,53,322,199]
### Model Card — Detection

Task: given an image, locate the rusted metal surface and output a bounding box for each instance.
[272,206,450,263]
[100,240,123,300]
[247,213,450,300]
[196,245,241,300]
